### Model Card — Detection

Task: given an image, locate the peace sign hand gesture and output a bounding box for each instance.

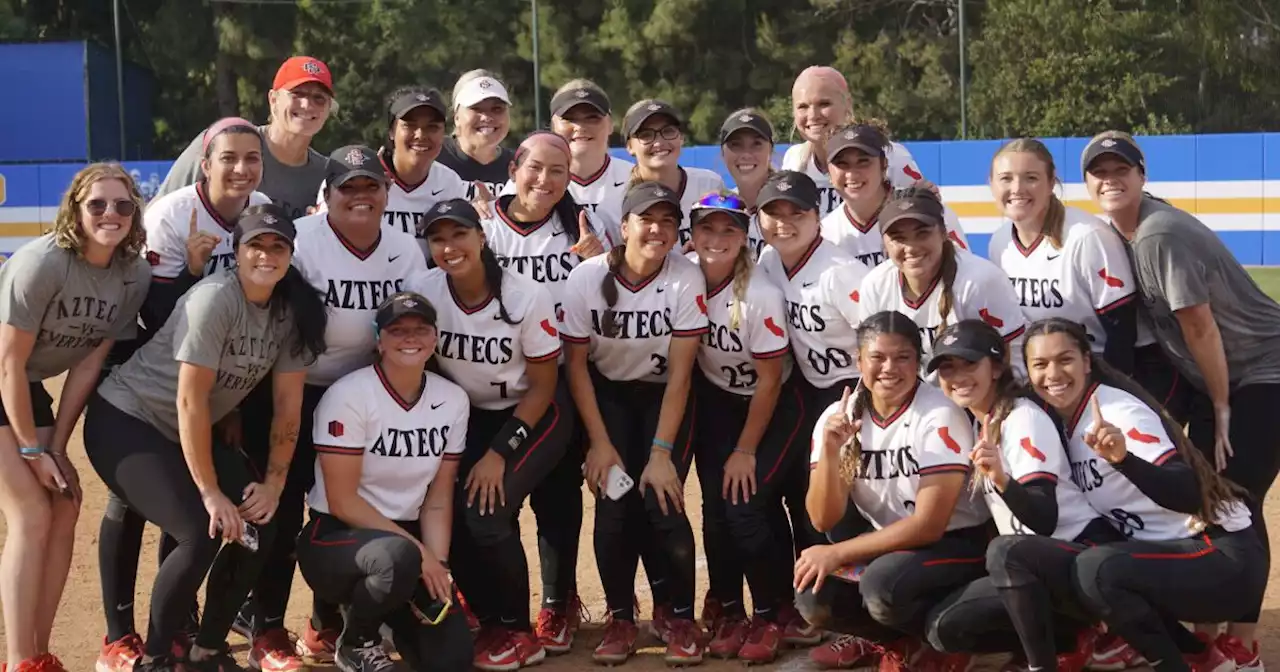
[969,414,1007,489]
[185,207,222,276]
[569,211,605,259]
[822,385,860,453]
[1085,396,1127,464]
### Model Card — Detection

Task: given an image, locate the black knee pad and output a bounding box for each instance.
[103,491,133,522]
[984,534,1029,587]
[1071,546,1123,619]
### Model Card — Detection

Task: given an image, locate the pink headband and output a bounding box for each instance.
[202,117,258,155]
[514,131,572,164]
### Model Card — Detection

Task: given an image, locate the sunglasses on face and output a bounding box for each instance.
[84,199,137,217]
[633,125,680,145]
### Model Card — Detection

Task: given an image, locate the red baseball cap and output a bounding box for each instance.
[273,56,333,94]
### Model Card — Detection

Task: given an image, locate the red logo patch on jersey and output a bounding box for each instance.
[540,318,558,337]
[978,308,1004,329]
[938,427,963,454]
[1019,437,1047,462]
[556,306,565,322]
[328,420,344,437]
[948,230,968,250]
[145,251,160,267]
[903,164,923,181]
[1098,268,1125,288]
[696,295,707,314]
[1126,427,1160,444]
[764,316,784,337]
[850,289,860,302]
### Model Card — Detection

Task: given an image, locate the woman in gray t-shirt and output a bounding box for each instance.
[0,163,150,672]
[84,204,326,671]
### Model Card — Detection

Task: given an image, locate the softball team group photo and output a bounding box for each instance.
[1,54,1279,672]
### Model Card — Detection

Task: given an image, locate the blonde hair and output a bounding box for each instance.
[452,69,503,105]
[992,138,1067,250]
[52,163,146,262]
[727,246,752,330]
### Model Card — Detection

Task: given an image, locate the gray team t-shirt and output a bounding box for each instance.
[98,271,309,441]
[1130,196,1280,389]
[154,124,327,220]
[0,235,150,380]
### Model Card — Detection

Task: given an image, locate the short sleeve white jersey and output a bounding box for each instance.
[697,269,793,394]
[758,238,868,389]
[1064,383,1251,540]
[819,201,971,268]
[857,252,1029,375]
[403,267,561,410]
[143,184,271,279]
[987,207,1137,355]
[569,155,633,248]
[809,382,990,531]
[979,398,1096,540]
[560,252,709,383]
[782,141,925,218]
[309,367,468,521]
[291,212,430,386]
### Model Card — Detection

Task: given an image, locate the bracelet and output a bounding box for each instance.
[19,445,45,460]
[733,448,755,456]
[652,438,673,451]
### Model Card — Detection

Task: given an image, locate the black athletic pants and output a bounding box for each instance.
[84,393,276,658]
[794,525,988,640]
[694,373,806,621]
[449,383,575,631]
[590,368,697,622]
[784,377,857,555]
[925,518,1124,656]
[527,370,586,611]
[296,512,472,671]
[1186,382,1280,623]
[987,526,1266,672]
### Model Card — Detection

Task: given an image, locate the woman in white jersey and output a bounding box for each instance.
[922,320,1119,671]
[0,164,149,672]
[686,193,803,663]
[550,79,633,241]
[988,318,1264,672]
[561,182,709,665]
[796,311,990,671]
[621,99,725,246]
[296,292,472,672]
[858,186,1028,375]
[987,139,1137,373]
[717,108,776,257]
[403,199,571,669]
[819,123,969,267]
[781,66,924,218]
[96,118,270,670]
[440,70,516,202]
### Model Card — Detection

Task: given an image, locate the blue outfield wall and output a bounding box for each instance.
[1,132,1278,264]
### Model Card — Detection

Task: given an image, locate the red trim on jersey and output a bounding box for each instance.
[842,202,880,235]
[752,345,791,360]
[919,463,971,476]
[1153,448,1178,466]
[380,152,429,193]
[374,362,427,412]
[196,181,239,234]
[1002,325,1026,343]
[561,333,589,344]
[921,556,983,567]
[898,270,942,310]
[1067,382,1102,436]
[527,348,562,363]
[1011,223,1045,257]
[809,151,829,177]
[616,260,665,293]
[673,326,711,338]
[315,444,364,456]
[443,452,462,461]
[1017,471,1059,484]
[707,274,733,299]
[328,216,383,261]
[764,385,805,483]
[678,395,697,465]
[1095,293,1136,315]
[1130,534,1215,560]
[571,155,611,186]
[446,277,495,315]
[152,276,178,284]
[784,235,823,281]
[870,380,920,429]
[497,198,555,237]
[513,401,559,472]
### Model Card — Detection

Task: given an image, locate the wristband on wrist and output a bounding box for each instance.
[733,447,755,456]
[652,438,673,452]
[490,417,532,459]
[19,445,45,460]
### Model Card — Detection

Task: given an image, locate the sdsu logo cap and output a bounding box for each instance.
[621,181,682,220]
[375,291,439,331]
[926,320,1007,374]
[718,109,775,146]
[758,170,819,212]
[825,124,889,162]
[420,198,483,236]
[273,56,334,95]
[551,86,611,118]
[234,203,297,249]
[1081,132,1146,176]
[326,145,388,188]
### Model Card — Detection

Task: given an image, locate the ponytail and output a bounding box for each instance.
[1043,194,1066,249]
[480,246,517,326]
[552,190,583,246]
[992,138,1067,249]
[728,245,753,331]
[838,383,872,485]
[270,266,328,364]
[936,239,960,333]
[600,246,626,337]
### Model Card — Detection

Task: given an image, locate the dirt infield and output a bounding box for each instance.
[2,376,1278,670]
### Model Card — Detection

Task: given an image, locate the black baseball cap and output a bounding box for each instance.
[926,320,1007,374]
[827,124,888,162]
[719,110,774,145]
[623,100,683,139]
[622,181,682,219]
[690,192,751,230]
[375,291,438,331]
[879,189,945,232]
[758,171,819,212]
[421,199,482,233]
[327,145,388,188]
[389,88,446,120]
[234,203,296,248]
[1081,133,1146,176]
[551,86,611,118]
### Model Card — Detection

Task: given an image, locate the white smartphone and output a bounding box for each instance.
[603,464,634,501]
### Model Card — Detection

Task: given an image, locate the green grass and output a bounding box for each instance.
[1249,267,1280,302]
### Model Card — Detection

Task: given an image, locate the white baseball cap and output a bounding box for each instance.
[453,76,511,110]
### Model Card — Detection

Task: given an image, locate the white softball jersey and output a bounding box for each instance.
[560,252,709,383]
[782,141,924,219]
[143,184,271,279]
[696,269,793,395]
[569,154,634,248]
[291,213,429,386]
[819,202,971,268]
[403,267,561,411]
[309,366,468,521]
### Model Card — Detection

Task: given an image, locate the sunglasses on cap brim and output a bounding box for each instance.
[691,192,749,215]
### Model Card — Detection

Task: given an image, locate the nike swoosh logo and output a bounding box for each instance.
[1047,254,1061,261]
[551,230,565,237]
[490,647,518,662]
[430,402,445,410]
[123,280,136,285]
[679,643,699,655]
[656,287,665,293]
[432,189,444,196]
[613,181,626,187]
[389,255,401,263]
[117,602,133,611]
[802,282,815,288]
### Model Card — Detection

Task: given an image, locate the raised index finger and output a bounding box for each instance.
[1091,394,1105,428]
[189,207,199,235]
[839,385,852,417]
[579,210,592,236]
[980,414,991,442]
